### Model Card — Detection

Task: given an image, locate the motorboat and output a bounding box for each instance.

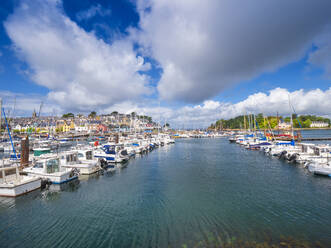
[94,144,129,163]
[0,161,41,197]
[23,154,78,184]
[60,150,101,175]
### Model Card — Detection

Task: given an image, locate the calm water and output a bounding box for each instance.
[1,137,331,247]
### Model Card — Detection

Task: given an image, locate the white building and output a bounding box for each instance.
[277,121,292,130]
[310,121,329,128]
[75,125,88,132]
[14,124,22,131]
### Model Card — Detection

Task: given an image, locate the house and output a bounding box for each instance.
[56,120,75,132]
[14,124,22,131]
[277,121,291,130]
[310,121,329,128]
[97,124,108,132]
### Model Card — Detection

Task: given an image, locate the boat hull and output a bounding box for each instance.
[0,177,41,197]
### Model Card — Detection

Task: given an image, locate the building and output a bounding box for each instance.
[277,121,292,130]
[310,121,329,128]
[97,124,108,133]
[56,120,75,132]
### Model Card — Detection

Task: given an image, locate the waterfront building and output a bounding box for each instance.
[277,120,292,129]
[310,121,329,128]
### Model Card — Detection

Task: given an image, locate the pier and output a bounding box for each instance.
[275,137,331,141]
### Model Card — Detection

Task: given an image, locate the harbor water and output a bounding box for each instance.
[1,135,331,247]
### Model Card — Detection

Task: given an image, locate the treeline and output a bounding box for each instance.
[209,114,330,130]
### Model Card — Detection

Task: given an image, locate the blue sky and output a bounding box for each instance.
[0,0,331,127]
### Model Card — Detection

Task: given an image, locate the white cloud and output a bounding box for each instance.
[4,0,151,112]
[76,4,111,21]
[1,88,330,127]
[112,88,331,128]
[308,31,331,77]
[136,0,331,102]
[0,91,61,117]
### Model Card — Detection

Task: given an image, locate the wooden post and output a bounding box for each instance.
[297,130,302,142]
[21,136,29,167]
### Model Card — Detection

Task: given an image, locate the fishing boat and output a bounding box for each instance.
[60,150,101,175]
[0,104,41,197]
[23,154,78,184]
[0,162,41,197]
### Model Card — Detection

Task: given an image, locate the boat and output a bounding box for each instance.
[94,144,129,163]
[23,155,78,184]
[307,161,331,177]
[33,147,51,157]
[0,162,41,197]
[60,150,101,175]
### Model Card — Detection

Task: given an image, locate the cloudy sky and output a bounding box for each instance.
[0,0,331,127]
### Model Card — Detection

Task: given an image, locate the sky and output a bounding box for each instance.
[0,0,331,128]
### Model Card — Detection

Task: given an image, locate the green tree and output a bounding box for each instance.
[88,111,97,118]
[303,119,312,128]
[62,113,74,118]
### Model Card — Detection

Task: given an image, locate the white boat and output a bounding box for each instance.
[298,145,331,165]
[94,144,129,163]
[23,155,78,184]
[60,150,101,175]
[307,161,331,177]
[0,162,41,197]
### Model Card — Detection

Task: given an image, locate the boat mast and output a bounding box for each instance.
[0,98,2,136]
[288,95,294,142]
[2,107,17,159]
[248,113,251,132]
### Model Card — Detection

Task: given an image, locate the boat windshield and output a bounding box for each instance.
[33,162,43,168]
[46,159,60,173]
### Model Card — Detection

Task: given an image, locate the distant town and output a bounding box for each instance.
[0,110,168,135]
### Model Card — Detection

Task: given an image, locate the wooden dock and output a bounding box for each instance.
[301,137,331,141]
[276,137,331,141]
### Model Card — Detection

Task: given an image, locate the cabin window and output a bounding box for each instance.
[78,153,84,158]
[33,162,43,168]
[86,151,92,160]
[66,154,78,163]
[46,159,59,173]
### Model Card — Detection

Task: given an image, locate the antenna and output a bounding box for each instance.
[38,101,44,118]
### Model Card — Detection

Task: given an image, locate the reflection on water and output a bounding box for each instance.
[0,137,331,247]
[40,180,80,201]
